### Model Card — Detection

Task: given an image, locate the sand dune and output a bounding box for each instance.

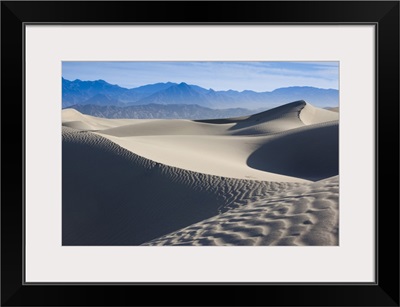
[62,100,339,246]
[197,100,338,134]
[325,106,339,113]
[299,102,339,125]
[247,121,338,181]
[62,108,149,130]
[62,127,302,245]
[63,100,338,136]
[143,176,339,246]
[62,100,338,182]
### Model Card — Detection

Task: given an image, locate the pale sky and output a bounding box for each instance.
[62,61,339,92]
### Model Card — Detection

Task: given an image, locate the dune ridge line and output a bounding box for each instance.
[62,100,339,246]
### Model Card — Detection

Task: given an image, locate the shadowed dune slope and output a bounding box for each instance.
[195,100,338,135]
[228,100,306,135]
[68,101,338,182]
[247,121,339,181]
[143,176,339,246]
[96,133,312,182]
[62,101,339,245]
[62,127,301,245]
[80,100,338,137]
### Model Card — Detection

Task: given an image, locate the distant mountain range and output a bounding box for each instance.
[62,78,339,110]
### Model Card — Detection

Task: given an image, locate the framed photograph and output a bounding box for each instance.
[1,1,399,306]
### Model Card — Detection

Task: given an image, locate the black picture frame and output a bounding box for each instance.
[1,1,399,306]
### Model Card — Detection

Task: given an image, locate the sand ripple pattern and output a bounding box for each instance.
[143,176,339,246]
[62,100,339,246]
[62,127,302,245]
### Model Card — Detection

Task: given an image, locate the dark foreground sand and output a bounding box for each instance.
[62,100,339,245]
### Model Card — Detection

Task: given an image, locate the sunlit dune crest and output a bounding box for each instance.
[62,100,339,246]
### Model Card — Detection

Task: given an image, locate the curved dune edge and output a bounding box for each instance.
[62,100,338,182]
[246,121,339,181]
[62,101,339,246]
[143,176,339,246]
[299,102,339,125]
[62,127,304,245]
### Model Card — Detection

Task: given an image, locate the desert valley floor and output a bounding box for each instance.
[62,100,339,246]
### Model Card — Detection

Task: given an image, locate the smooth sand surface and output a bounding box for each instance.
[62,100,338,182]
[62,100,339,245]
[62,108,150,130]
[325,106,339,113]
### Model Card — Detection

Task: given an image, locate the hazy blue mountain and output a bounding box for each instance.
[62,78,338,109]
[62,78,128,107]
[133,82,177,94]
[83,94,120,105]
[135,82,210,106]
[62,78,175,107]
[190,84,211,94]
[65,104,255,120]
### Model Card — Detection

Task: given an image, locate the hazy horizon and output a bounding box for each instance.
[62,77,338,93]
[62,61,339,92]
